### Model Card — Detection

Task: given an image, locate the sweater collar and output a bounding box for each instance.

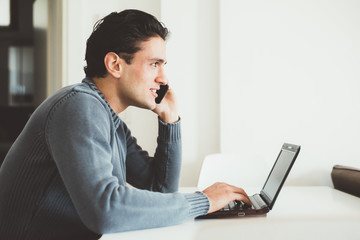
[82,78,121,129]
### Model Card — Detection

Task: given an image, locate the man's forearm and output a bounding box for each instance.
[153,118,182,192]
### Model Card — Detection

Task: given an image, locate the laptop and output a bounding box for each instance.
[196,143,301,219]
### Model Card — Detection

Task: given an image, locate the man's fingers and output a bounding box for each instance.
[234,193,252,206]
[226,184,252,205]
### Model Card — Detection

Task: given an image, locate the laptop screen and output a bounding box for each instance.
[261,143,300,209]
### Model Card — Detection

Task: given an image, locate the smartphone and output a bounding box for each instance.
[155,84,169,104]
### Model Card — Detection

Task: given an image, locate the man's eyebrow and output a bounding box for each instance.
[149,58,167,64]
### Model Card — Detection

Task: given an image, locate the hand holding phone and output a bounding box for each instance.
[153,84,178,123]
[155,84,169,104]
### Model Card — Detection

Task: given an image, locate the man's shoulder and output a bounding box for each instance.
[34,82,108,120]
[54,83,108,112]
[48,82,103,106]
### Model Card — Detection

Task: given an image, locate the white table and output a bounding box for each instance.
[101,186,360,240]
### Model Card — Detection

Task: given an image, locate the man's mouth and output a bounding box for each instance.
[150,89,158,98]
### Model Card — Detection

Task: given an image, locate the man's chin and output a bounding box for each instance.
[136,101,156,110]
[149,99,158,110]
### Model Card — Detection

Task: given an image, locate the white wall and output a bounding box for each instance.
[220,0,360,186]
[161,0,220,186]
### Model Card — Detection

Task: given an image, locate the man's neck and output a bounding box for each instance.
[92,76,127,114]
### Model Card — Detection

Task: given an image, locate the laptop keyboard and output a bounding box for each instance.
[220,194,267,211]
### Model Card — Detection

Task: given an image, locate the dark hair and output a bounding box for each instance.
[84,9,169,78]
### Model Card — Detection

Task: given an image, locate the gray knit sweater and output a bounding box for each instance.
[0,78,209,240]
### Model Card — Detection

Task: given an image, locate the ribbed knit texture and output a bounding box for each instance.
[158,117,181,143]
[184,192,210,217]
[0,133,101,239]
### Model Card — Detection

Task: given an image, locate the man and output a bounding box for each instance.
[0,9,250,239]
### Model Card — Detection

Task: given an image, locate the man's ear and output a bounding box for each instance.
[104,52,122,78]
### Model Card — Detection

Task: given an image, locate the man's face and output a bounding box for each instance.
[120,36,168,110]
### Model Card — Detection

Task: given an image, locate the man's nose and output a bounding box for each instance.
[156,67,168,85]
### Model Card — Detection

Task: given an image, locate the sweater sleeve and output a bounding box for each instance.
[125,118,182,193]
[45,92,209,234]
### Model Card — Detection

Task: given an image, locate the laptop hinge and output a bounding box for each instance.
[259,191,272,208]
[253,193,268,209]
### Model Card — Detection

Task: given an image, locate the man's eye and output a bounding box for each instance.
[151,62,159,68]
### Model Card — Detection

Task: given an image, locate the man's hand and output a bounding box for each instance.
[202,182,252,213]
[152,87,179,123]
